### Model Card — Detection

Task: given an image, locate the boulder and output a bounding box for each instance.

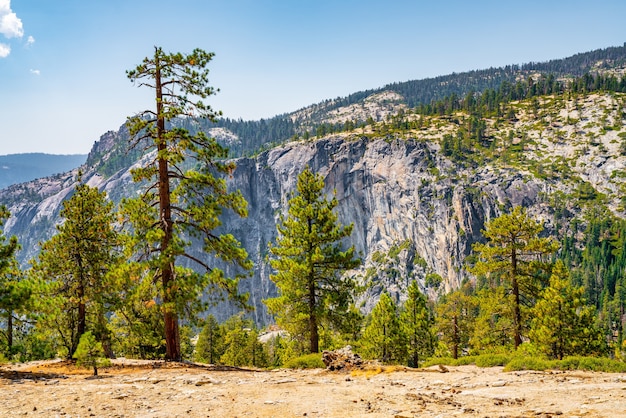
[322,346,363,371]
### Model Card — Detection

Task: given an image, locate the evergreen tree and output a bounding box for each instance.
[219,315,267,367]
[108,265,166,359]
[73,331,110,376]
[124,47,252,361]
[31,181,120,358]
[470,286,515,352]
[530,261,606,359]
[360,292,406,363]
[470,206,558,348]
[0,206,27,357]
[401,280,434,367]
[194,315,224,364]
[265,167,360,354]
[435,284,475,359]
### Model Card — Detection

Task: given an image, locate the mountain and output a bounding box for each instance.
[0,153,88,190]
[1,44,626,325]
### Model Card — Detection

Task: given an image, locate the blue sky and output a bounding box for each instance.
[1,0,625,155]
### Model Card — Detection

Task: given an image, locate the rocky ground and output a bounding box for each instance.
[1,359,625,417]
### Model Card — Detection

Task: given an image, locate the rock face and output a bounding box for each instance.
[222,134,548,323]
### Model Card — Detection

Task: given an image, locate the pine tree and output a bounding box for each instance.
[470,206,558,348]
[124,47,252,361]
[470,286,515,352]
[31,181,120,358]
[360,292,406,363]
[73,331,110,376]
[0,205,27,357]
[219,315,267,367]
[265,167,360,354]
[194,315,224,364]
[530,261,606,359]
[401,280,435,367]
[435,284,475,359]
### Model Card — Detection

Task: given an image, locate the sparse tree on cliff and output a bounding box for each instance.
[123,47,251,361]
[470,206,558,349]
[265,167,360,354]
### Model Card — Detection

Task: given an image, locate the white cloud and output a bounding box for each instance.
[0,0,23,39]
[26,35,34,47]
[0,42,9,57]
[30,68,40,75]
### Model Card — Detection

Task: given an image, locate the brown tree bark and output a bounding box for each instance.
[155,51,181,361]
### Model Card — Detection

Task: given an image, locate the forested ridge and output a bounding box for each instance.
[87,45,626,180]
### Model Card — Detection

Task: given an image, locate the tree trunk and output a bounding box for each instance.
[7,311,12,353]
[308,277,319,353]
[452,314,458,359]
[155,50,181,362]
[511,250,522,349]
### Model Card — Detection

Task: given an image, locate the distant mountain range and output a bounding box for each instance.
[0,153,87,189]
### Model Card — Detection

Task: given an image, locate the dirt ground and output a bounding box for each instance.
[1,359,625,417]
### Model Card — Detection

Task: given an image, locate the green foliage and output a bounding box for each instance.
[283,353,325,369]
[30,181,121,358]
[474,353,511,367]
[73,331,110,376]
[470,206,558,348]
[530,261,606,359]
[194,315,224,364]
[265,167,360,354]
[123,47,252,361]
[470,286,515,352]
[220,315,267,368]
[108,263,166,359]
[424,272,442,289]
[0,205,26,357]
[401,280,435,367]
[503,356,554,372]
[435,284,476,359]
[360,293,407,363]
[555,356,626,372]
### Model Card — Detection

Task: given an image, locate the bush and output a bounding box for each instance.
[283,353,325,369]
[557,356,626,373]
[475,353,511,367]
[504,356,554,372]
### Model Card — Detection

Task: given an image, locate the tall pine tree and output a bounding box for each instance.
[470,206,558,348]
[530,260,606,359]
[265,167,360,354]
[124,47,251,361]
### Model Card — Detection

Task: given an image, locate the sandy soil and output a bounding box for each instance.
[1,359,625,417]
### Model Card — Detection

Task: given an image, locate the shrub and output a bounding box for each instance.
[504,356,554,372]
[558,356,626,373]
[475,353,511,367]
[283,353,325,369]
